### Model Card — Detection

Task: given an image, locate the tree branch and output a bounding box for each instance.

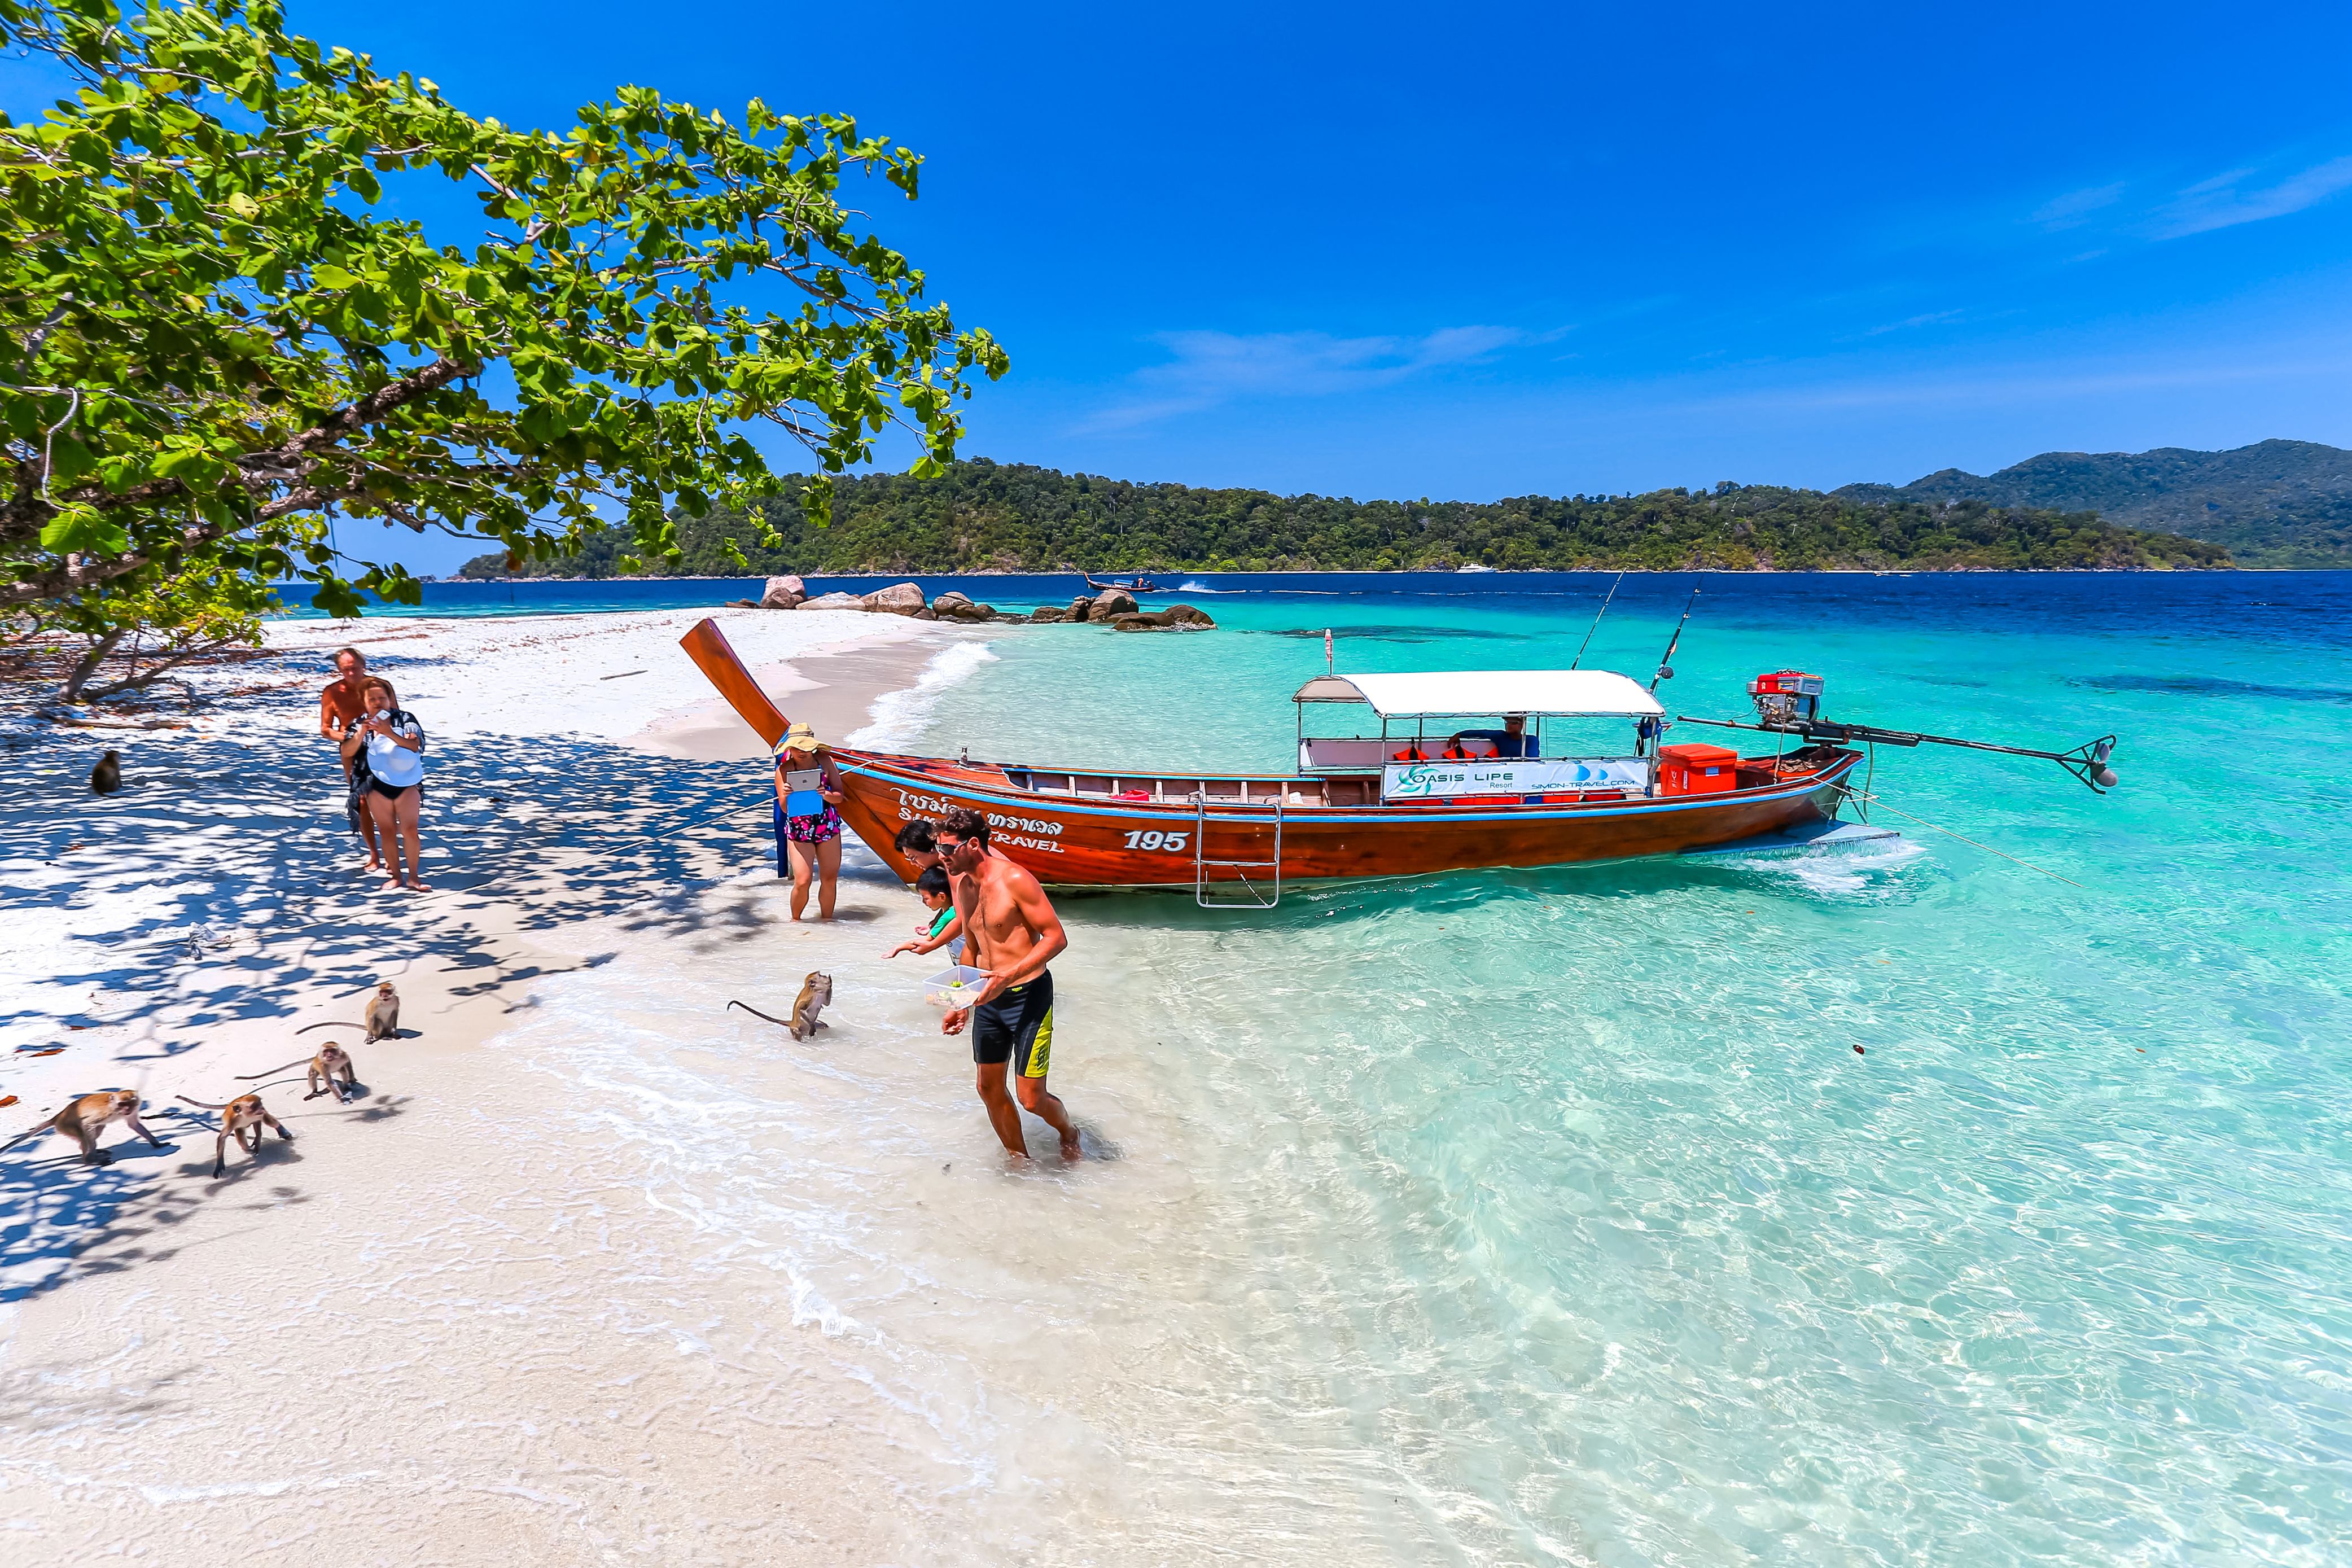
[0,357,474,606]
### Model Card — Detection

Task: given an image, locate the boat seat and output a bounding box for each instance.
[1300,737,1389,772]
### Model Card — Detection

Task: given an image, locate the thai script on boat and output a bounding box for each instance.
[986,813,1065,837]
[890,791,1067,851]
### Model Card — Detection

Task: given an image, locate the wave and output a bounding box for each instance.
[1173,581,1238,594]
[845,641,998,750]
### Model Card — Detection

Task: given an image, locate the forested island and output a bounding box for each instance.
[459,459,2232,579]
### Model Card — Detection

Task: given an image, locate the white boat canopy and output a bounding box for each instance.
[1291,669,1665,719]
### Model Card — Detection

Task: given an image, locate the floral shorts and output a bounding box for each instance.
[785,804,843,844]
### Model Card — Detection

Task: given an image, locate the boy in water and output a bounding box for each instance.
[884,866,965,961]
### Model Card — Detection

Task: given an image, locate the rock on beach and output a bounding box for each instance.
[761,575,805,610]
[861,582,928,616]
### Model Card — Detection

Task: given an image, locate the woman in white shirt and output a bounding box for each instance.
[349,675,431,892]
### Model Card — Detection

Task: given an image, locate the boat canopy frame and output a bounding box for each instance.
[1293,668,1667,775]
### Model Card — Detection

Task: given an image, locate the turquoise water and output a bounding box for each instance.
[877,574,2352,1562]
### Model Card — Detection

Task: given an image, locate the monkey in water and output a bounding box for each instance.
[295,981,401,1044]
[2,1089,164,1165]
[726,972,832,1041]
[177,1092,294,1177]
[89,749,121,795]
[788,973,833,1041]
[238,1041,360,1103]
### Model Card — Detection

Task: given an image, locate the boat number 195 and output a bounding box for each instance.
[1123,830,1191,853]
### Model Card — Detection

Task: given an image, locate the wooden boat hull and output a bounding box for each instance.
[829,748,1862,891]
[674,615,1861,894]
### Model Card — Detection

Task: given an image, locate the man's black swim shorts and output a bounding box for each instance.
[973,971,1054,1078]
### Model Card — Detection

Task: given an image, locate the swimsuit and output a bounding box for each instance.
[972,970,1054,1078]
[775,752,843,844]
[370,781,417,801]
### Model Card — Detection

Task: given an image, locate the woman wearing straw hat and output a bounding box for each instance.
[774,721,848,921]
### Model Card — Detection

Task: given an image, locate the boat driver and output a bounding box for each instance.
[1461,714,1538,759]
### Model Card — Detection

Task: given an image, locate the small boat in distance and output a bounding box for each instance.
[680,619,2118,906]
[1081,571,1167,595]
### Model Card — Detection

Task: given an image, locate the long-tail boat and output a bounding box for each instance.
[680,620,2117,905]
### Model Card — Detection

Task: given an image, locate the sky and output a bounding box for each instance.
[13,1,2352,576]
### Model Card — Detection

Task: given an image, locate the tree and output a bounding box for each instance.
[0,0,1006,618]
[3,559,271,701]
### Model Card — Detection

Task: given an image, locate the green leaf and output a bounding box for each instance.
[38,505,130,556]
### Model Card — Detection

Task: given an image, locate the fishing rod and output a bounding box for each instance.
[1570,572,1624,670]
[1675,713,2122,794]
[1646,581,1701,693]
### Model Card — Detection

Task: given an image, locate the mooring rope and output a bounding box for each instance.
[1836,783,2087,891]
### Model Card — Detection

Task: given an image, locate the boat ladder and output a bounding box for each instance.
[1192,791,1283,909]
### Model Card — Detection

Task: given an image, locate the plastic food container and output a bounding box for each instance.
[924,965,989,1009]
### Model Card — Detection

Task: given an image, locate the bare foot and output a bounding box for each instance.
[1060,1127,1083,1160]
[406,879,433,893]
[379,878,401,893]
[361,857,384,873]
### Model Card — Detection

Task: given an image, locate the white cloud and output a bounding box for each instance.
[2157,155,2352,238]
[1864,308,1966,337]
[2031,182,2126,229]
[1076,325,1530,433]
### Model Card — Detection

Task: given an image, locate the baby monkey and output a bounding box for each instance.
[238,1041,360,1103]
[2,1089,165,1165]
[177,1092,294,1177]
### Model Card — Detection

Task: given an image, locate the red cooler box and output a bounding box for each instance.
[1658,742,1741,796]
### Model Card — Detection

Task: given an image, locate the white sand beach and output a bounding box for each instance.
[0,607,1096,1563]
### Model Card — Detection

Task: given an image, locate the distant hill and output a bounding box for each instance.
[459,460,2229,579]
[1836,440,2352,567]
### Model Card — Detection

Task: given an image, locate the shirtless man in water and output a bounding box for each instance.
[935,807,1083,1160]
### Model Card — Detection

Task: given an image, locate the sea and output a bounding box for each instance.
[374,572,2352,1562]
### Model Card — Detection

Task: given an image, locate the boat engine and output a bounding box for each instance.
[1749,670,1824,726]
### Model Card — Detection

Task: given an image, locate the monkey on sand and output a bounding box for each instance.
[89,750,120,795]
[177,1092,294,1177]
[2,1089,163,1164]
[238,1041,360,1103]
[295,981,401,1043]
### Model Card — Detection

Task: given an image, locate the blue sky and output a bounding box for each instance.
[14,2,2352,575]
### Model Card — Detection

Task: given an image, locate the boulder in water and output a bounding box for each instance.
[761,575,805,609]
[1066,594,1095,623]
[1029,606,1068,623]
[1109,603,1216,632]
[1091,587,1139,617]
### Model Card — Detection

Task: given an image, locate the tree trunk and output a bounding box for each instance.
[58,627,125,704]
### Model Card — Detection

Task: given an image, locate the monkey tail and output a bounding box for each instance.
[295,1021,360,1035]
[234,1057,313,1081]
[176,1094,235,1112]
[1,1119,55,1154]
[726,999,796,1028]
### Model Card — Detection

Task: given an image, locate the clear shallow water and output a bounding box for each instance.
[536,573,2352,1562]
